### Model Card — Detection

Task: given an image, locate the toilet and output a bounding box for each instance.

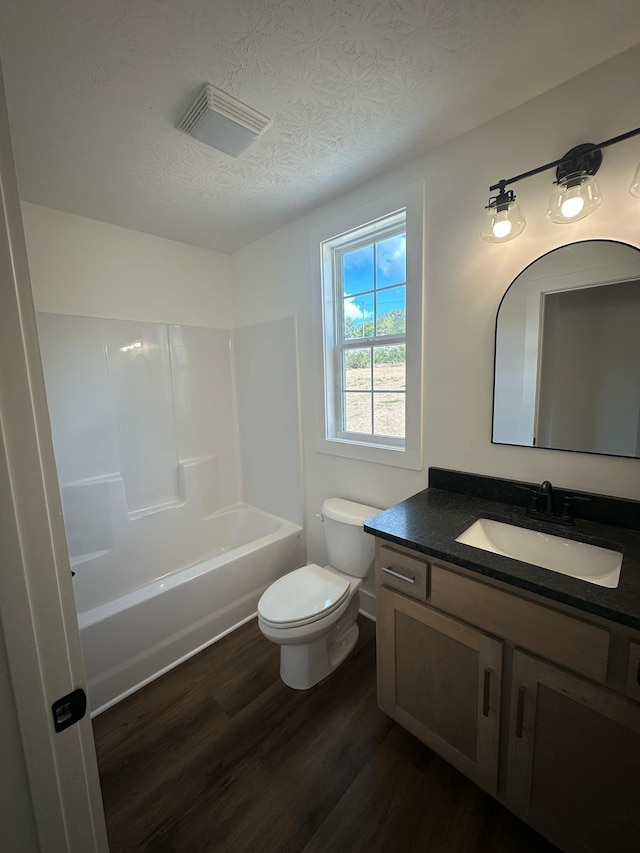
[257,497,380,690]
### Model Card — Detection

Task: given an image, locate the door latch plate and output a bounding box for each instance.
[51,688,87,733]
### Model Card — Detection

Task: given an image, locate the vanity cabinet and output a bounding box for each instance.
[508,651,640,853]
[377,586,503,793]
[374,540,640,853]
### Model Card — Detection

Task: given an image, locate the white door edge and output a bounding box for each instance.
[0,57,108,852]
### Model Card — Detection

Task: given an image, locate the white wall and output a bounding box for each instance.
[22,202,233,328]
[233,318,303,525]
[232,187,428,569]
[232,45,640,569]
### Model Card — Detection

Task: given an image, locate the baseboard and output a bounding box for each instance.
[90,611,257,717]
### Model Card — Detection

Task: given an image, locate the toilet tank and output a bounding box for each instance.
[321,498,381,578]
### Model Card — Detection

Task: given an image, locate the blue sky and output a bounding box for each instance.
[343,234,406,324]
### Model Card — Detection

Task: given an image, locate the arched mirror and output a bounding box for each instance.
[493,240,640,458]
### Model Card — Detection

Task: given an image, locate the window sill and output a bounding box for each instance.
[317,436,423,470]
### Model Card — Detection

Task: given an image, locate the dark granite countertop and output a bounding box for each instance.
[364,486,640,631]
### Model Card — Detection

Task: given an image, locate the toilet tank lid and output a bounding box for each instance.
[322,498,381,526]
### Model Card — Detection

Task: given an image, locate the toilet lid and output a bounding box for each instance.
[258,564,350,626]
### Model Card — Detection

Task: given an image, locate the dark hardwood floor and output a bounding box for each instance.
[93,617,557,853]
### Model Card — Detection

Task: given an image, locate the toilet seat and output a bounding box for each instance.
[258,564,351,629]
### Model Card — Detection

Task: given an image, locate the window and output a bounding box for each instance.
[318,202,423,469]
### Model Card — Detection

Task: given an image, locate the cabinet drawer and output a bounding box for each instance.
[628,642,640,701]
[430,564,609,683]
[376,544,428,601]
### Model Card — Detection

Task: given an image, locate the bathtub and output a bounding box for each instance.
[78,505,304,715]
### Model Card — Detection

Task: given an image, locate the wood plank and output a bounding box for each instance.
[94,617,556,853]
[430,564,610,683]
[302,725,555,853]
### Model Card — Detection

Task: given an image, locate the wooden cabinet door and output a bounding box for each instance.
[377,586,503,794]
[508,650,640,853]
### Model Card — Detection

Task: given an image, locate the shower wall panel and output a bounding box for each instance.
[37,313,242,610]
[233,317,303,526]
[105,321,179,513]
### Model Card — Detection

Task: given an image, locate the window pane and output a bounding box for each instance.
[374,392,405,437]
[373,345,405,390]
[344,348,371,390]
[344,392,372,434]
[344,292,374,340]
[342,245,373,296]
[375,234,405,287]
[376,285,406,335]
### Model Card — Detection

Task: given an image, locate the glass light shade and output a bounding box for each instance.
[546,173,602,223]
[630,162,640,198]
[481,201,526,243]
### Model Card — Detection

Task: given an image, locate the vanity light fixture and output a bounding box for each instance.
[481,182,526,243]
[546,143,602,224]
[482,125,640,243]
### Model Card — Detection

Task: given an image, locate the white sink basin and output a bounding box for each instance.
[455,518,623,589]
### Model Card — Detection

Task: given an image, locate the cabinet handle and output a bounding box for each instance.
[637,662,640,686]
[381,566,415,585]
[482,668,492,717]
[515,686,526,738]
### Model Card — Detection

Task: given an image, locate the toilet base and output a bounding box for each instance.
[279,595,360,690]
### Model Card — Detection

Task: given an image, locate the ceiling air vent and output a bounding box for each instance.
[177,84,272,157]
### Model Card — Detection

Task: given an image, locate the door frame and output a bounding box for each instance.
[0,58,108,851]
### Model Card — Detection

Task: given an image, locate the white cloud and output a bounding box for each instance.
[344,298,373,320]
[377,235,405,280]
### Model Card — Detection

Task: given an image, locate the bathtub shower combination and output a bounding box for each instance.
[80,505,301,713]
[38,313,303,714]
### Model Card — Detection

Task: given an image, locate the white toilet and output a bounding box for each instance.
[257,497,380,690]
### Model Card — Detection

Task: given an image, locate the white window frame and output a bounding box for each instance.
[313,186,424,470]
[326,210,407,447]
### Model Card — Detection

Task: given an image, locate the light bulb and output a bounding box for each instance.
[492,218,513,238]
[481,190,526,243]
[560,195,585,219]
[547,173,601,224]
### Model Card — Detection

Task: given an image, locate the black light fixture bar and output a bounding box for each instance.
[489,125,640,193]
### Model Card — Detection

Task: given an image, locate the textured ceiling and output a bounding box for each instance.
[2,1,640,253]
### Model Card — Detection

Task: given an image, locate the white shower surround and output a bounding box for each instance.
[37,311,305,712]
[80,505,303,715]
[36,312,244,599]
